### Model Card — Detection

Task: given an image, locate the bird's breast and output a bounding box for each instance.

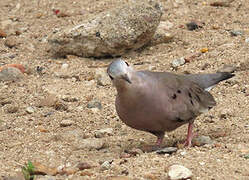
[115,85,176,132]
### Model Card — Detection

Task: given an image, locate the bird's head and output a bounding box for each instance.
[107,59,132,84]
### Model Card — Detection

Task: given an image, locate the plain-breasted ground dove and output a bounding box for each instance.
[107,59,234,147]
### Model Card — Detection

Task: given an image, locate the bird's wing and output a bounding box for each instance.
[141,71,217,123]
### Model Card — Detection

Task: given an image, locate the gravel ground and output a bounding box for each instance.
[0,0,248,179]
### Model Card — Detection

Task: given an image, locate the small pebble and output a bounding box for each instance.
[186,21,202,31]
[199,162,205,165]
[200,48,208,53]
[33,161,58,176]
[91,107,100,113]
[0,64,25,73]
[180,150,187,156]
[38,126,49,133]
[61,63,69,70]
[0,29,7,38]
[74,138,105,150]
[26,106,35,114]
[156,147,177,154]
[36,66,45,75]
[172,57,185,68]
[80,170,93,176]
[100,161,112,171]
[192,135,213,146]
[230,30,243,36]
[37,94,58,107]
[244,154,249,159]
[5,104,19,113]
[125,148,143,156]
[120,152,132,158]
[184,52,201,62]
[77,162,92,170]
[60,120,74,127]
[62,96,78,102]
[0,67,23,82]
[210,1,231,7]
[94,128,113,138]
[245,38,249,43]
[167,164,192,180]
[4,36,19,48]
[38,94,68,111]
[87,99,102,110]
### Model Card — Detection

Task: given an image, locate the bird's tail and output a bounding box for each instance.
[186,72,235,90]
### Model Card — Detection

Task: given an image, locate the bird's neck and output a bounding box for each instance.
[114,80,130,93]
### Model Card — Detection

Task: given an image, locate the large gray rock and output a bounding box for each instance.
[48,1,162,58]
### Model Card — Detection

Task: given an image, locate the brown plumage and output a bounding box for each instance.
[107,59,234,147]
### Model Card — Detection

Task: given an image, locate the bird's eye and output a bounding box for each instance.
[125,62,129,66]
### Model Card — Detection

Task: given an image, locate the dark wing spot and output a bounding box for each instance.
[109,75,114,80]
[177,90,181,94]
[172,94,177,99]
[190,99,194,105]
[188,92,192,98]
[196,94,201,101]
[176,117,185,122]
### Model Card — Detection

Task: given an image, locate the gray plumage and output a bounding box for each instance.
[107,59,234,147]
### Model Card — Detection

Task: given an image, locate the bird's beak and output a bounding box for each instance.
[122,74,132,84]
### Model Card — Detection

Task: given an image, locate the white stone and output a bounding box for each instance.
[100,161,111,171]
[94,128,113,138]
[168,165,192,180]
[171,57,185,68]
[61,63,69,70]
[26,106,35,114]
[245,38,249,43]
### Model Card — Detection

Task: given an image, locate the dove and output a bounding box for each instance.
[107,59,234,147]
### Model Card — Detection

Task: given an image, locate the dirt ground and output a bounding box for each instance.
[0,0,248,179]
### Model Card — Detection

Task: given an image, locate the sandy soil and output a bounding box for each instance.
[0,0,248,179]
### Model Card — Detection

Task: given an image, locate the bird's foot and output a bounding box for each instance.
[183,132,197,147]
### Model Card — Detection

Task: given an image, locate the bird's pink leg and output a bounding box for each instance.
[142,132,165,152]
[184,122,195,147]
[156,136,164,147]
